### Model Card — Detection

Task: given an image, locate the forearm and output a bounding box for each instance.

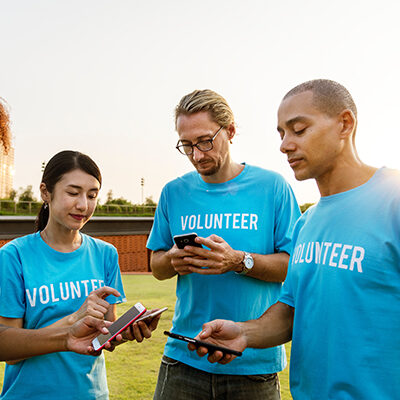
[245,252,290,282]
[239,301,294,348]
[150,250,177,280]
[0,325,68,361]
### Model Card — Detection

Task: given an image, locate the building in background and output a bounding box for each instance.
[0,145,14,198]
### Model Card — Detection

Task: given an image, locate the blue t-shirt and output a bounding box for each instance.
[0,232,126,400]
[280,167,400,399]
[147,164,300,375]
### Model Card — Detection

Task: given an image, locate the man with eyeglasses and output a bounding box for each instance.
[147,89,300,399]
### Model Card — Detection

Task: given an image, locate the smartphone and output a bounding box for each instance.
[164,331,242,357]
[173,233,203,249]
[134,307,168,323]
[92,302,146,351]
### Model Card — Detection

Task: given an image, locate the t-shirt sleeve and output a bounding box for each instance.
[279,261,295,307]
[273,176,301,254]
[0,243,26,318]
[147,186,174,251]
[105,245,126,305]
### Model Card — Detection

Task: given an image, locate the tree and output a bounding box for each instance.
[144,196,157,207]
[300,202,314,213]
[18,185,37,202]
[9,189,17,201]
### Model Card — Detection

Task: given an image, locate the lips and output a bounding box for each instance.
[70,214,85,221]
[288,157,303,168]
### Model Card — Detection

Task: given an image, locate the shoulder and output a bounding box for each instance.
[160,171,199,196]
[0,233,37,254]
[246,164,290,186]
[82,234,117,254]
[375,167,400,192]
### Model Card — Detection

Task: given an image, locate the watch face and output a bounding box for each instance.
[244,254,254,269]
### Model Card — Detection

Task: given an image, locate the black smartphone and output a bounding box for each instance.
[164,331,242,357]
[173,233,203,249]
[92,302,146,351]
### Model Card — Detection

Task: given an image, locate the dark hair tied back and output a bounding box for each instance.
[35,150,102,231]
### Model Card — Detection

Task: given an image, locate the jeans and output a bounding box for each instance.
[153,355,281,400]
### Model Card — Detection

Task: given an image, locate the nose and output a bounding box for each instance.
[280,134,295,154]
[76,194,88,211]
[192,146,206,162]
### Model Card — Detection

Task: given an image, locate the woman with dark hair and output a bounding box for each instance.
[0,150,152,399]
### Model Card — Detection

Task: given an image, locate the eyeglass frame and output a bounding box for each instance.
[175,126,224,156]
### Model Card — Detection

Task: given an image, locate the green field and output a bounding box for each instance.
[0,275,292,399]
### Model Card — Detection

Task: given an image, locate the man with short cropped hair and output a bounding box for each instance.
[148,89,300,399]
[190,79,400,399]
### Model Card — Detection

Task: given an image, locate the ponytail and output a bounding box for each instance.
[35,203,49,232]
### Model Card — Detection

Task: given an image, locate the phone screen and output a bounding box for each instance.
[93,303,146,349]
[164,331,242,357]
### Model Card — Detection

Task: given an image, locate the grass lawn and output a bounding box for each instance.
[0,275,292,399]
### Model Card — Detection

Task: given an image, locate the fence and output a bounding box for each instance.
[0,216,154,273]
[0,200,156,216]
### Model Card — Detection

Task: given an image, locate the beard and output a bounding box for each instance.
[194,158,222,176]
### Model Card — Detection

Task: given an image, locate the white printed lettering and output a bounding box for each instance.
[329,243,342,267]
[39,285,49,304]
[81,280,90,296]
[233,213,240,229]
[188,215,196,230]
[181,216,188,230]
[60,282,70,300]
[322,242,332,264]
[26,288,36,307]
[350,246,364,273]
[70,281,81,299]
[241,214,249,229]
[50,284,60,302]
[205,214,213,229]
[305,242,314,263]
[214,214,222,229]
[250,214,258,230]
[91,279,99,291]
[338,245,353,269]
[224,213,232,229]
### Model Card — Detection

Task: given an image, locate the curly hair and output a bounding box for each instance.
[0,97,11,153]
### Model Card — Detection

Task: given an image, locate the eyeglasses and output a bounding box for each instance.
[176,126,224,156]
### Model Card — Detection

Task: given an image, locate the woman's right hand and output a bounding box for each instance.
[69,286,121,325]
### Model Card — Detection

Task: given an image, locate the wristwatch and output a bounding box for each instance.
[236,252,254,275]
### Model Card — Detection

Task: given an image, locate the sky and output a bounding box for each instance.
[1,0,399,205]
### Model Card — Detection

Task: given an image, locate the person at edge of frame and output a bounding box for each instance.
[189,79,400,400]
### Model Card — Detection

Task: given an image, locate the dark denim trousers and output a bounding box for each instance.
[153,355,281,400]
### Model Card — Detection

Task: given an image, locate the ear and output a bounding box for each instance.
[338,109,356,140]
[226,123,236,142]
[40,183,51,203]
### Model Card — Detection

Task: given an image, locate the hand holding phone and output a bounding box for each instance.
[164,331,242,357]
[92,303,146,351]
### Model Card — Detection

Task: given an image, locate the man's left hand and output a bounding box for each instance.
[182,234,244,275]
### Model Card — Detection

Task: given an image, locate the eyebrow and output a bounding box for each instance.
[67,184,99,191]
[277,115,309,132]
[178,134,214,144]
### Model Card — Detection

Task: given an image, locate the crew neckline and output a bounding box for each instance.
[36,231,86,257]
[319,167,384,203]
[196,162,248,188]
